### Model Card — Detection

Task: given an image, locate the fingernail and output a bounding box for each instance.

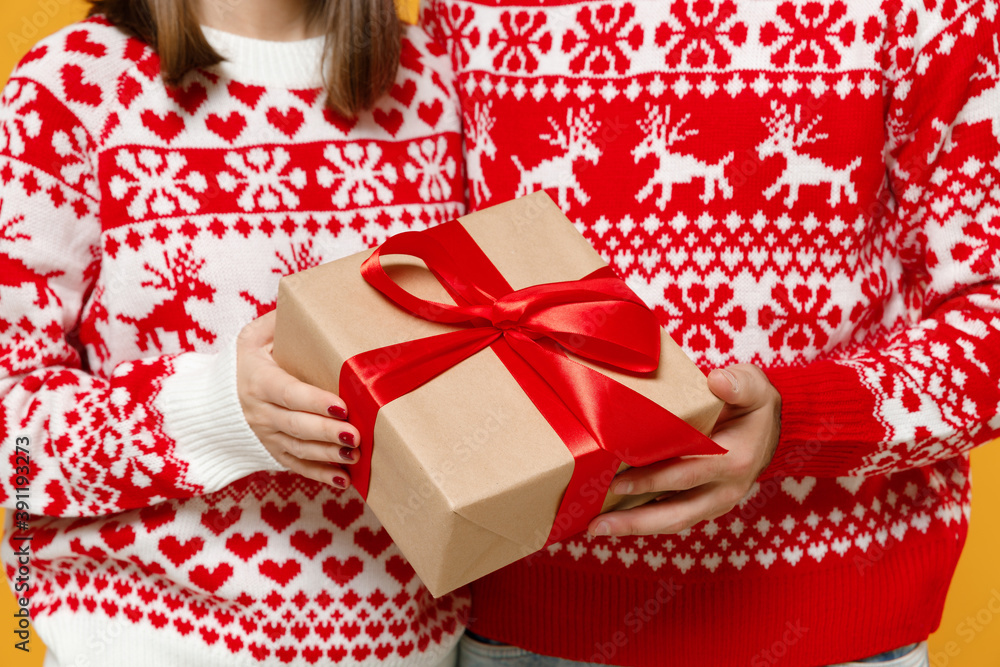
[592,521,611,536]
[339,431,355,447]
[332,475,349,489]
[328,405,348,419]
[718,368,740,393]
[614,480,634,495]
[339,446,356,463]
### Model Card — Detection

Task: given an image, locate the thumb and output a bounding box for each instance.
[238,310,277,348]
[707,364,772,409]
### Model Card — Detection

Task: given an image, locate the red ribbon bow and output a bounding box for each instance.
[340,222,722,545]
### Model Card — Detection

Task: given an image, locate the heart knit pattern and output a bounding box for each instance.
[425,0,1000,665]
[0,16,467,667]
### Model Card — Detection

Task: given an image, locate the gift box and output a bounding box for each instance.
[273,192,724,596]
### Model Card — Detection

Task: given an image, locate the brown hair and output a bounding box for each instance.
[88,0,401,117]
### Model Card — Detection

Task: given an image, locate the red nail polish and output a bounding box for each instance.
[328,405,348,419]
[339,446,355,462]
[339,431,355,446]
[333,475,349,489]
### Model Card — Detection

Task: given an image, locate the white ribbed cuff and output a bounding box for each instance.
[158,338,286,493]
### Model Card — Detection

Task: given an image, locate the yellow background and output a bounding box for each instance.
[0,1,998,665]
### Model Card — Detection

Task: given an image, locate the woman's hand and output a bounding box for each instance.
[588,364,781,537]
[237,311,360,489]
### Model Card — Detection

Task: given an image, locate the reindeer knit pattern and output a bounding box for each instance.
[0,16,468,667]
[426,0,1000,665]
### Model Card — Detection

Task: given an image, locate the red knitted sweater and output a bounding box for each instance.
[0,16,467,666]
[424,0,1000,665]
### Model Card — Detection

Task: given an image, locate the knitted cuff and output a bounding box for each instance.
[157,337,286,492]
[762,361,884,480]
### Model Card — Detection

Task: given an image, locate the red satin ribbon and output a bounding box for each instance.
[340,221,723,545]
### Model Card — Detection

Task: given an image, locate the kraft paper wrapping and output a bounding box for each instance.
[273,192,723,596]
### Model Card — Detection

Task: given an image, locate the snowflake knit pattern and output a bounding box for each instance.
[425,0,1000,665]
[0,16,467,667]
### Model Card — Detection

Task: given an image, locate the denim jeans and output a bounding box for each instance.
[458,633,929,667]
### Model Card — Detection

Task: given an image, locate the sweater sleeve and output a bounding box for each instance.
[0,61,284,518]
[763,1,1000,479]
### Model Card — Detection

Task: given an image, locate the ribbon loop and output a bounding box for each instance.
[362,247,665,373]
[362,231,497,325]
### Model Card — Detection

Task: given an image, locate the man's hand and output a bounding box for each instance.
[588,364,781,537]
